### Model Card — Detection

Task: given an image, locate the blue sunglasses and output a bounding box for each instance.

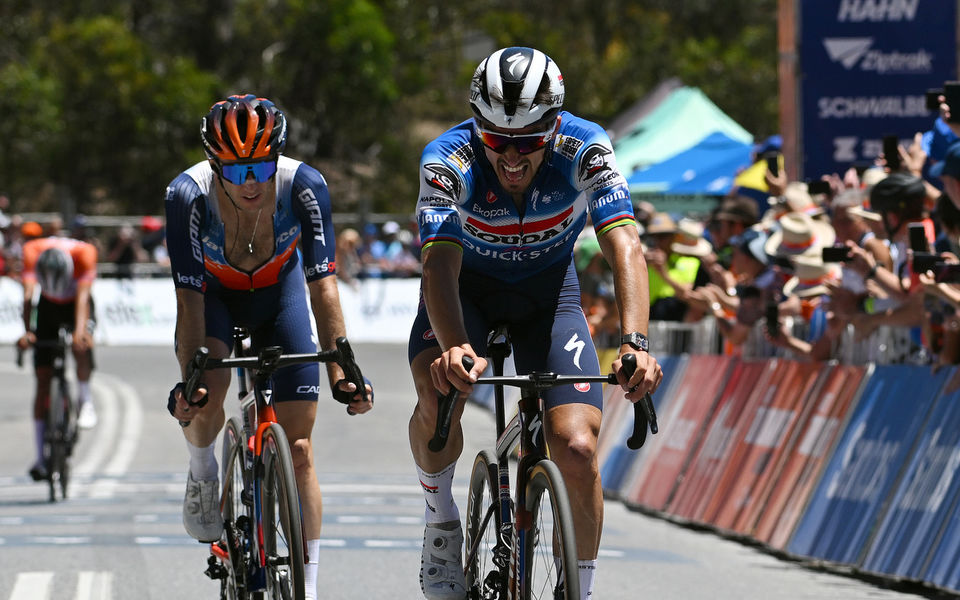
[219,160,278,185]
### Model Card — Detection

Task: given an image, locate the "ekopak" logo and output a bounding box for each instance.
[822,37,932,74]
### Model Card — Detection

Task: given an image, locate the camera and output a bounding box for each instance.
[927,88,944,112]
[883,135,901,171]
[765,299,780,338]
[822,246,852,263]
[763,151,780,177]
[913,252,938,274]
[908,222,929,253]
[935,263,960,283]
[807,179,832,196]
[944,81,960,123]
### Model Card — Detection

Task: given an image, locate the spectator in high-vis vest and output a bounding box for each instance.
[643,213,710,322]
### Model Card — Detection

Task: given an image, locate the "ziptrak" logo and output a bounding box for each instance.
[823,37,932,74]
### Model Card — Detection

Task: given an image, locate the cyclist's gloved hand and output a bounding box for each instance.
[333,376,373,414]
[167,381,209,419]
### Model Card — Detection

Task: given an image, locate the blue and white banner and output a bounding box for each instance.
[799,0,956,179]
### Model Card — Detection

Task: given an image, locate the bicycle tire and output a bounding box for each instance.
[45,379,70,502]
[221,417,250,600]
[258,423,305,600]
[465,450,505,599]
[519,460,579,600]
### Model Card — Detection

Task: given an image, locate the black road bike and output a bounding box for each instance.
[430,325,656,600]
[18,326,78,503]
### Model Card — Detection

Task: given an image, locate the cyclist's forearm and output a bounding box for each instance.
[174,289,206,379]
[21,280,35,332]
[599,225,651,336]
[307,277,349,386]
[74,282,92,333]
[421,245,469,351]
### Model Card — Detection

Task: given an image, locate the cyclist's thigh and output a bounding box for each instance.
[407,289,491,364]
[267,269,320,403]
[275,401,317,442]
[510,264,602,411]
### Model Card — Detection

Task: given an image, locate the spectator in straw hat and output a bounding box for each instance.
[764,211,836,259]
[766,254,847,361]
[644,213,709,321]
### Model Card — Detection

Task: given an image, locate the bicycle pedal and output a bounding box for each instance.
[204,555,228,580]
[241,487,255,507]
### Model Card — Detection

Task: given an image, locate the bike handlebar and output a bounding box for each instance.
[179,337,367,427]
[428,353,657,453]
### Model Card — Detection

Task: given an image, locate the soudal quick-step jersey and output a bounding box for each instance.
[416,112,636,283]
[165,156,336,293]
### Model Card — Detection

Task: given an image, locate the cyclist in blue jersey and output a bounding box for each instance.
[164,94,373,600]
[407,47,662,600]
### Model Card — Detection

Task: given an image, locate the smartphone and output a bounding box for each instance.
[765,300,780,338]
[807,179,832,196]
[927,88,944,111]
[883,135,901,171]
[822,246,852,263]
[764,151,780,177]
[935,263,960,283]
[913,252,938,273]
[908,222,929,252]
[945,81,960,123]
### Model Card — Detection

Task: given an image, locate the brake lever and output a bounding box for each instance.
[179,347,209,428]
[428,355,475,452]
[621,353,658,450]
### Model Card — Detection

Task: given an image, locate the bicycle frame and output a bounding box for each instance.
[188,329,367,599]
[433,325,653,599]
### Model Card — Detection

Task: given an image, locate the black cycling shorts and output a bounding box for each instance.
[407,259,603,410]
[34,295,96,369]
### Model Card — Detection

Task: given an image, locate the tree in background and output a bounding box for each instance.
[0,0,777,217]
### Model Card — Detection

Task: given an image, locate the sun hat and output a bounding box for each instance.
[782,254,841,298]
[671,218,712,257]
[646,212,678,235]
[764,211,836,257]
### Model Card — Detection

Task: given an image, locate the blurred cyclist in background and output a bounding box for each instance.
[17,237,99,480]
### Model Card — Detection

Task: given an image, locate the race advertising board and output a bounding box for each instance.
[799,0,956,179]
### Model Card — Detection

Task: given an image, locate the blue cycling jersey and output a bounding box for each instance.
[165,156,336,293]
[415,111,636,282]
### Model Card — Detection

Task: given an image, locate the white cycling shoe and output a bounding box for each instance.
[182,470,223,542]
[420,521,467,600]
[77,402,98,429]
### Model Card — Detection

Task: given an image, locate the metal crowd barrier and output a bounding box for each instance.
[641,318,927,367]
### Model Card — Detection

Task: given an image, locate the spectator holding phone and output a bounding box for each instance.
[845,173,932,339]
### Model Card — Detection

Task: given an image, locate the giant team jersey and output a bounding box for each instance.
[165,156,336,293]
[416,112,636,282]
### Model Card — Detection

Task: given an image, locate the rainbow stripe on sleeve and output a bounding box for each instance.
[595,214,636,237]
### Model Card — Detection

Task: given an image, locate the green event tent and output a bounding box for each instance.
[612,86,753,176]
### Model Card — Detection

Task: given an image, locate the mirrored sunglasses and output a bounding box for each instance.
[474,123,555,155]
[219,160,278,185]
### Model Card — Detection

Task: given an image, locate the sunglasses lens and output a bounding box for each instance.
[220,160,277,185]
[476,127,552,154]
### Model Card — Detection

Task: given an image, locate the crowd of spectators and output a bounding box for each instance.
[575,100,960,369]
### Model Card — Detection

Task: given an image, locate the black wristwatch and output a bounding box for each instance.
[620,332,649,352]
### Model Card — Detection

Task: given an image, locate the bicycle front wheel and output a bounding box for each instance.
[45,382,71,502]
[221,417,250,600]
[465,450,506,599]
[520,459,579,600]
[258,423,305,600]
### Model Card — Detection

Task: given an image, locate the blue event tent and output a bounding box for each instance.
[627,132,754,196]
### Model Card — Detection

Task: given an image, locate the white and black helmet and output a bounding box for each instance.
[470,47,564,129]
[37,247,73,297]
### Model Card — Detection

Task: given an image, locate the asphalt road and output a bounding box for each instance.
[0,344,940,599]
